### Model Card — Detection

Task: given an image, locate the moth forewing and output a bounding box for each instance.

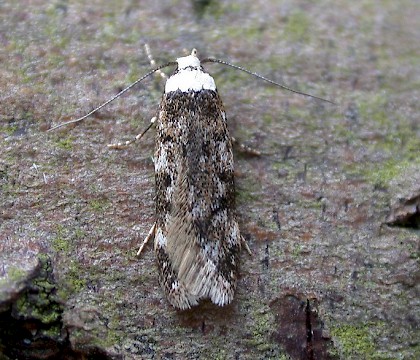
[151,51,242,309]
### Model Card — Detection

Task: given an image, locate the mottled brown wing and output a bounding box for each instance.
[154,89,241,309]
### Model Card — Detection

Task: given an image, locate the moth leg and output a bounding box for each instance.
[232,136,261,156]
[241,235,252,256]
[108,116,156,149]
[137,222,156,257]
[144,43,168,80]
[108,43,166,150]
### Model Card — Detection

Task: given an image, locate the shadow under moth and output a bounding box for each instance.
[50,48,333,310]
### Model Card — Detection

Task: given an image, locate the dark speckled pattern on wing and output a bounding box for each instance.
[154,89,241,310]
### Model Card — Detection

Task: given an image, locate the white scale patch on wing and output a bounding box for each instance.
[155,227,167,248]
[217,141,233,166]
[216,179,226,197]
[154,145,169,172]
[191,203,202,219]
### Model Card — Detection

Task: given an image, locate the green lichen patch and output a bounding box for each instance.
[55,136,74,151]
[12,256,63,328]
[249,310,275,352]
[365,158,420,188]
[50,225,88,299]
[4,266,27,284]
[88,197,111,213]
[330,322,386,359]
[51,234,71,254]
[243,305,284,358]
[56,260,87,300]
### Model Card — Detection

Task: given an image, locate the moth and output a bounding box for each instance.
[150,50,241,309]
[50,48,333,310]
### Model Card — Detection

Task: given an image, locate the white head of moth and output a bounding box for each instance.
[49,48,334,310]
[165,49,216,93]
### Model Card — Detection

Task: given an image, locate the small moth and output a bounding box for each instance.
[152,50,241,309]
[50,48,333,310]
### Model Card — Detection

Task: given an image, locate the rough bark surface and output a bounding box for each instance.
[1,1,419,359]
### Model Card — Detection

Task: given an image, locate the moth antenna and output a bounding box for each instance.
[202,58,335,105]
[48,61,176,131]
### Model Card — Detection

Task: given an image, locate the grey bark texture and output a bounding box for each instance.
[0,1,419,359]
